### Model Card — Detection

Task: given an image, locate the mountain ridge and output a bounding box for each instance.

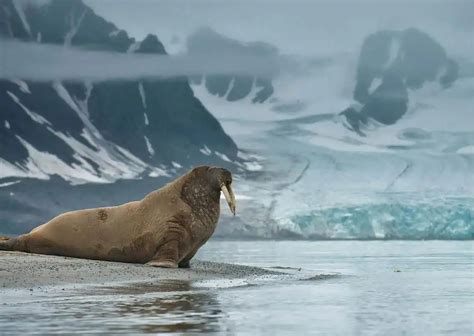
[0,0,257,233]
[0,0,245,185]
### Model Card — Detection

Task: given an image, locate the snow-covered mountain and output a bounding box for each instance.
[0,0,243,183]
[190,28,474,240]
[0,0,259,233]
[187,27,275,104]
[341,28,459,135]
[1,0,472,239]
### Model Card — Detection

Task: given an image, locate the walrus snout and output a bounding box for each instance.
[207,167,236,215]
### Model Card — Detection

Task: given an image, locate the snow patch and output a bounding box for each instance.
[79,128,98,149]
[171,161,182,169]
[4,120,10,129]
[16,135,104,184]
[54,82,100,140]
[215,151,231,162]
[127,41,141,53]
[11,80,30,94]
[138,82,147,109]
[0,180,21,188]
[243,161,263,171]
[148,167,168,177]
[200,145,212,156]
[143,112,149,126]
[113,145,168,177]
[237,151,265,161]
[75,82,93,118]
[384,37,400,70]
[368,78,382,94]
[12,0,31,36]
[7,91,51,126]
[114,146,146,167]
[144,136,155,156]
[223,77,236,99]
[64,9,86,46]
[0,158,31,180]
[457,145,474,154]
[301,119,394,153]
[53,82,81,114]
[50,129,161,183]
[109,30,120,37]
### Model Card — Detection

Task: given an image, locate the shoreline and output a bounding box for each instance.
[0,251,280,291]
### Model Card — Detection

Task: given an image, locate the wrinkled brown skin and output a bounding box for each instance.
[3,166,233,268]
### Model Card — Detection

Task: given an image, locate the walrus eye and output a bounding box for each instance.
[220,183,236,216]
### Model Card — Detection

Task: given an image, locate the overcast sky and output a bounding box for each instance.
[2,0,472,82]
[84,0,473,57]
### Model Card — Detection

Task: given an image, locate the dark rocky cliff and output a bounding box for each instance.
[0,0,244,234]
[341,28,458,135]
[188,27,275,104]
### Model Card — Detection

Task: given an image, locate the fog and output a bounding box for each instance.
[85,0,473,58]
[3,0,472,82]
[0,39,279,81]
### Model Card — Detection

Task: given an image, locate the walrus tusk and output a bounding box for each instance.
[220,184,236,215]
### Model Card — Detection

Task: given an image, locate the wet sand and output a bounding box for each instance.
[0,251,280,290]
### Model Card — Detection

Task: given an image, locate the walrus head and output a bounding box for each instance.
[182,166,236,216]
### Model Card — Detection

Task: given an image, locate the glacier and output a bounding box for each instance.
[284,197,473,240]
[190,29,474,240]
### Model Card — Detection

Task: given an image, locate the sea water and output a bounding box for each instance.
[1,241,472,335]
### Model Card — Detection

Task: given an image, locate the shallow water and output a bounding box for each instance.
[1,241,473,335]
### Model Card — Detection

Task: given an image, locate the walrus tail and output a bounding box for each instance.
[0,236,18,251]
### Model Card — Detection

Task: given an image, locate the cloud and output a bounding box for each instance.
[14,0,51,8]
[0,38,279,82]
[187,27,278,63]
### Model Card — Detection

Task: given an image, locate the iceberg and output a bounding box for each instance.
[285,197,473,240]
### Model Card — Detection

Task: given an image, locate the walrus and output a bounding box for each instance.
[0,166,236,268]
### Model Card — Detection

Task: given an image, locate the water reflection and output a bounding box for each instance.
[113,280,225,333]
[0,280,226,334]
[88,280,226,333]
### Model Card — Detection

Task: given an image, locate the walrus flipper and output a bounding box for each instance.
[178,259,191,268]
[146,220,191,268]
[178,246,199,268]
[146,237,179,268]
[0,237,15,251]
